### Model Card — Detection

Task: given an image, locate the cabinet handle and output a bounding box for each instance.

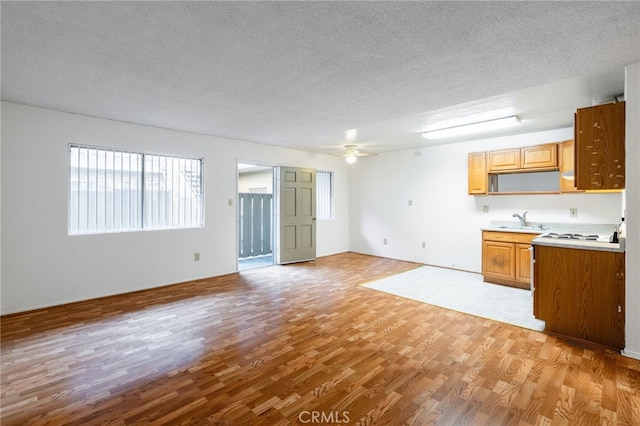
[618,305,622,313]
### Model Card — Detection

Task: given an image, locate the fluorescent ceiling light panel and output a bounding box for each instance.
[422,115,521,139]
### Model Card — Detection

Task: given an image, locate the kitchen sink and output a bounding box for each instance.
[498,225,549,231]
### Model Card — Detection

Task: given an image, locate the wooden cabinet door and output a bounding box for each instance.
[535,246,581,338]
[521,143,558,169]
[588,250,625,349]
[482,241,515,281]
[575,102,625,190]
[468,152,487,195]
[483,231,536,288]
[515,244,532,287]
[488,149,520,171]
[534,245,625,350]
[559,139,579,192]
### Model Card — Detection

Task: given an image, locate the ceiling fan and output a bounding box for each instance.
[343,144,376,164]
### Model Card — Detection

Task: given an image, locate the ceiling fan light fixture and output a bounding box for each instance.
[422,115,521,139]
[345,153,357,164]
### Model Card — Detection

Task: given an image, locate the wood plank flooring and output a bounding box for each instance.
[2,252,639,425]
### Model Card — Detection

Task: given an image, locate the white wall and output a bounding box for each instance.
[238,170,273,193]
[349,127,623,272]
[623,62,640,360]
[0,102,350,314]
[3,84,637,358]
[0,104,3,304]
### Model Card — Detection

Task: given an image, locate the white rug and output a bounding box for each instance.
[362,265,545,331]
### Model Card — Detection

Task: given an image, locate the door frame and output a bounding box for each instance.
[236,160,276,271]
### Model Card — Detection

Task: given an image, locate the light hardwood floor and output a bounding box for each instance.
[1,252,639,425]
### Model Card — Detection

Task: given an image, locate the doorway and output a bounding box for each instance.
[238,163,275,271]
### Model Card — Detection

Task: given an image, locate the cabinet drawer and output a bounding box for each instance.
[482,231,537,244]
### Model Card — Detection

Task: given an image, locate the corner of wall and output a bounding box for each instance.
[623,62,640,359]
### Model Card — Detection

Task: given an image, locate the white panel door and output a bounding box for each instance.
[277,166,316,264]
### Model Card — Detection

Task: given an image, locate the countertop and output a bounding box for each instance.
[483,221,625,253]
[531,235,625,253]
[482,226,546,234]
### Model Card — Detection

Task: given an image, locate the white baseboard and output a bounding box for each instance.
[621,349,640,360]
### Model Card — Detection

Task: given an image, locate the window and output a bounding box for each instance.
[316,170,334,220]
[69,145,203,235]
[144,154,203,229]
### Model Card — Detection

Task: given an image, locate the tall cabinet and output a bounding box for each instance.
[574,102,625,190]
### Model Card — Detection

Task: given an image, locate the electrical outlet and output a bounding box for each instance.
[383,238,388,245]
[408,199,413,206]
[422,241,426,248]
[569,208,578,218]
[194,253,200,261]
[483,205,489,213]
[228,199,233,207]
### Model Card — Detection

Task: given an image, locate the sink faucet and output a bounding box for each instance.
[513,211,528,227]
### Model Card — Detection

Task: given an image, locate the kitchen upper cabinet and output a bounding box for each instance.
[534,245,625,350]
[487,144,557,173]
[521,143,557,169]
[470,142,564,195]
[488,148,520,171]
[468,152,487,195]
[559,139,579,193]
[575,102,625,190]
[482,231,536,289]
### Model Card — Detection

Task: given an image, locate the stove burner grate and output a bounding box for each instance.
[542,232,599,241]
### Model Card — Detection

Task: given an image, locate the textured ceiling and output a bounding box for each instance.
[2,2,639,156]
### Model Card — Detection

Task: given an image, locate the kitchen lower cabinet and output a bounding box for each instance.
[534,244,625,350]
[482,231,536,289]
[515,243,532,284]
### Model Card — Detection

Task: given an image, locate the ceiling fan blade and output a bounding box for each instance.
[343,144,376,158]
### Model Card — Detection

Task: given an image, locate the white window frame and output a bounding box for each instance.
[69,144,204,235]
[316,170,335,220]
